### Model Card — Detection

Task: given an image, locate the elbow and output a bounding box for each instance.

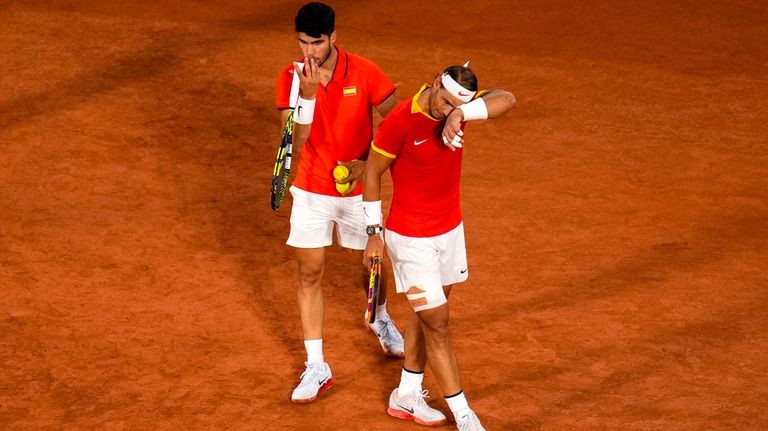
[503,91,517,109]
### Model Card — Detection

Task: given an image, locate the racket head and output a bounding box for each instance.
[270,111,294,210]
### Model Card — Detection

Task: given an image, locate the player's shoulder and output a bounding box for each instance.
[277,58,303,79]
[344,50,384,72]
[380,99,412,128]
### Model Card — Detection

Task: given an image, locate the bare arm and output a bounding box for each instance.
[289,58,321,153]
[477,89,517,118]
[442,89,517,150]
[375,92,398,118]
[362,149,395,266]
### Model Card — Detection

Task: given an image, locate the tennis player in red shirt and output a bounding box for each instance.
[362,64,516,430]
[275,3,405,404]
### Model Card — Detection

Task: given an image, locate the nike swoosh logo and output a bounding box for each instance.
[458,91,470,96]
[396,403,415,414]
[297,106,303,116]
[460,268,468,274]
[318,377,328,387]
[414,139,427,146]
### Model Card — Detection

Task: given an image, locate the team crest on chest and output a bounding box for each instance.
[343,86,357,96]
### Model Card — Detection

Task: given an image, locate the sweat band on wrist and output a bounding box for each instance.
[294,96,315,125]
[458,97,488,121]
[363,200,382,226]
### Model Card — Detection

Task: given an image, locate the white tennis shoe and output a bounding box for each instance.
[365,312,405,358]
[456,410,486,431]
[290,361,333,403]
[387,388,447,426]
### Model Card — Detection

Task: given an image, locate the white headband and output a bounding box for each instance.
[440,62,475,103]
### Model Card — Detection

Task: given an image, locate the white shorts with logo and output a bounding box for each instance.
[287,186,367,250]
[385,222,468,311]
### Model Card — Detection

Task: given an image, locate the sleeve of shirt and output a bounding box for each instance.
[371,113,403,159]
[364,61,396,107]
[275,65,293,110]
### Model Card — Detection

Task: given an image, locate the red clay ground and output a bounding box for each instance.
[1,1,767,430]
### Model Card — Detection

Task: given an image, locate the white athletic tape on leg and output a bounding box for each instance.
[405,285,447,312]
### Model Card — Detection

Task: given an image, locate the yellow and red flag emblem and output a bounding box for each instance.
[343,86,357,96]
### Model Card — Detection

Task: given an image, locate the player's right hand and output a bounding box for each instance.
[295,57,320,100]
[363,234,384,268]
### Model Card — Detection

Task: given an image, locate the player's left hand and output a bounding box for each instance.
[336,159,364,194]
[441,109,464,151]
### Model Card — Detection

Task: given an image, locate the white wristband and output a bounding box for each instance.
[362,200,382,226]
[458,97,488,121]
[294,96,315,124]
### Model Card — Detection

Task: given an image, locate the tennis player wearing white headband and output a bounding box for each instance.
[362,64,517,430]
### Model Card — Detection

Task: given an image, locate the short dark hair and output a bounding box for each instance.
[295,2,335,38]
[442,65,478,92]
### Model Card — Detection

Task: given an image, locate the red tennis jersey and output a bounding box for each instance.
[372,84,467,237]
[276,46,395,196]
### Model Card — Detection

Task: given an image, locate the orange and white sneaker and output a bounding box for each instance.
[290,362,333,403]
[387,388,447,427]
[365,313,405,358]
[456,410,486,431]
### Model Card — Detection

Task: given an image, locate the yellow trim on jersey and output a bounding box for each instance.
[371,141,396,159]
[410,84,439,121]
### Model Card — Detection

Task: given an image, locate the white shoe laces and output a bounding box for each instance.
[299,362,324,382]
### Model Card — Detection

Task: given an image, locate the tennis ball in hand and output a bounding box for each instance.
[333,165,351,194]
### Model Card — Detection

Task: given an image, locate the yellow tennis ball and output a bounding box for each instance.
[333,165,351,194]
[333,165,349,181]
[336,181,352,194]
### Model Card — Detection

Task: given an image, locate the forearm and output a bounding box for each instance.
[479,89,517,118]
[362,165,382,202]
[292,122,311,152]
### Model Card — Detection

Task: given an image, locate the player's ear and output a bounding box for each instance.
[433,74,442,87]
[329,31,337,44]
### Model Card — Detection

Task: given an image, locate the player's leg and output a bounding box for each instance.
[431,223,484,430]
[338,196,403,357]
[286,187,335,403]
[384,230,447,426]
[295,247,326,340]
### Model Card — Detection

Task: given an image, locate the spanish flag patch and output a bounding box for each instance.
[343,86,357,96]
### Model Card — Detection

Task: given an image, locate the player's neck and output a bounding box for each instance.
[320,45,338,73]
[317,46,337,86]
[417,86,432,115]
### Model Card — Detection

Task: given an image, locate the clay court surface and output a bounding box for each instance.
[2,1,767,429]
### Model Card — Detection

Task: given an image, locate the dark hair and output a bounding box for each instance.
[442,65,478,92]
[295,2,335,38]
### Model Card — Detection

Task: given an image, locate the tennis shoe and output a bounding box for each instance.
[366,313,405,358]
[456,410,486,431]
[387,388,447,426]
[290,361,333,403]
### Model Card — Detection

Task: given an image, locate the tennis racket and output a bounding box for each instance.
[365,256,383,324]
[270,110,294,211]
[270,62,304,211]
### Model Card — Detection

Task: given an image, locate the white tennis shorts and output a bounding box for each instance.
[287,186,367,250]
[385,222,468,311]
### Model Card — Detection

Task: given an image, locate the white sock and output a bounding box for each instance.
[304,339,323,364]
[445,391,471,422]
[397,368,423,397]
[375,301,389,320]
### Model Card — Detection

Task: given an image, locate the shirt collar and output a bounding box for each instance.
[411,84,438,120]
[330,45,348,83]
